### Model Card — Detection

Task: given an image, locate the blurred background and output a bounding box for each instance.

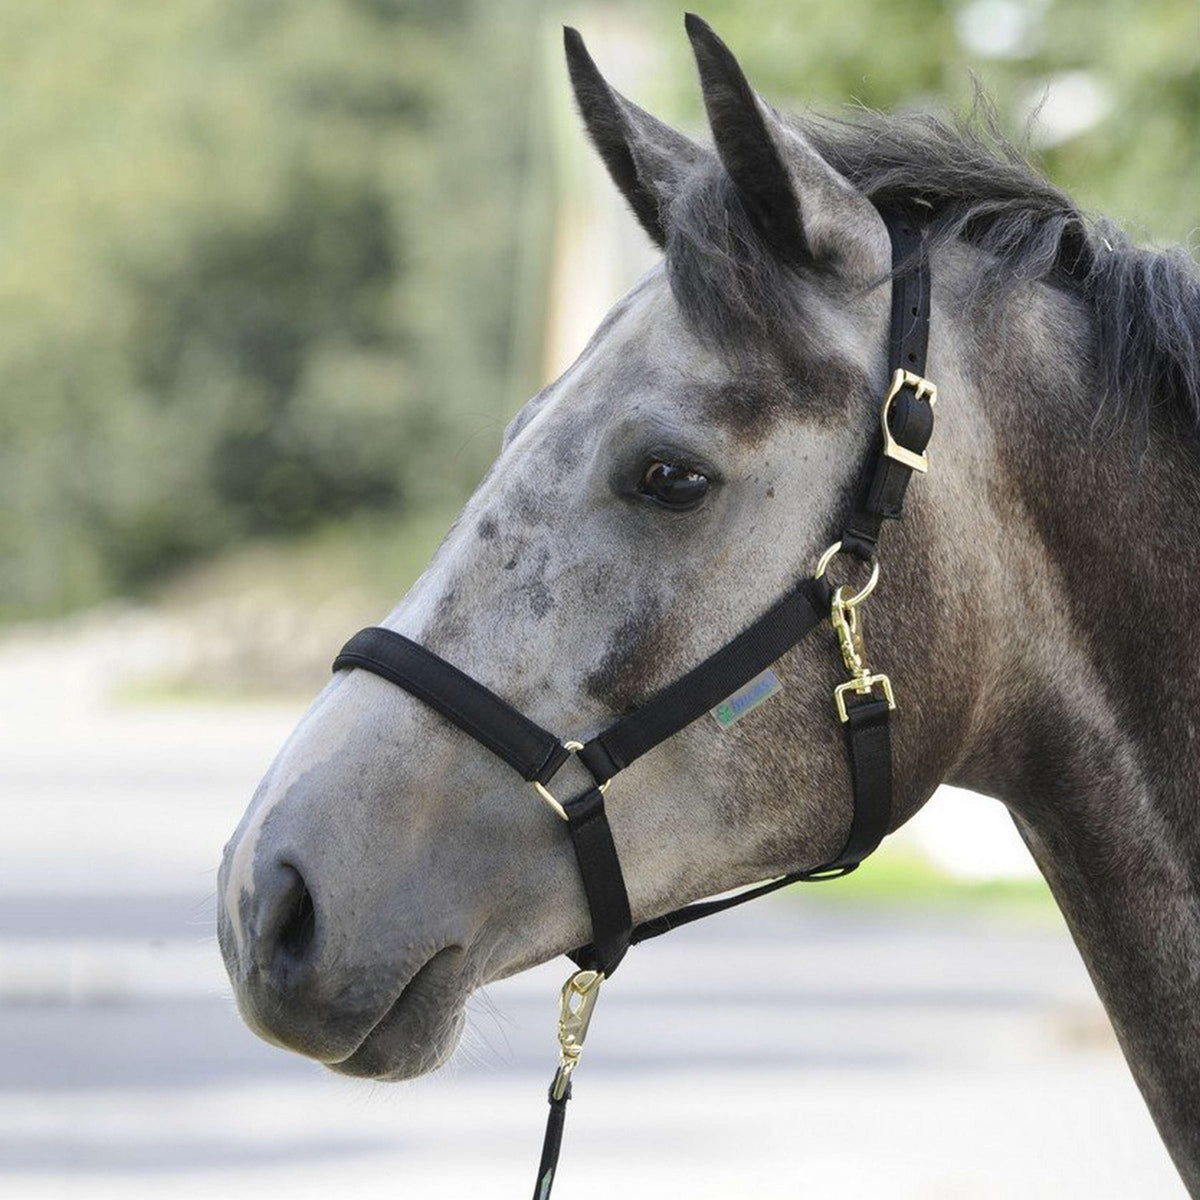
[1,0,1196,1196]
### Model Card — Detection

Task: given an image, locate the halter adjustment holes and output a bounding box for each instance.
[638,460,710,510]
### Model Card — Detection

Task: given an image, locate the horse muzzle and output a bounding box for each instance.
[216,830,469,1077]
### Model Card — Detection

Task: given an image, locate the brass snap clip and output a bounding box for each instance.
[551,968,604,1100]
[829,584,896,723]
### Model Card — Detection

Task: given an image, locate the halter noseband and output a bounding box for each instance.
[332,207,935,1198]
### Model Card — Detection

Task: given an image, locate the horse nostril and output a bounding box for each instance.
[274,864,317,964]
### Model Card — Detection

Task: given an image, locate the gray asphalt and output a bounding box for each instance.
[0,628,1185,1198]
[0,887,1186,1199]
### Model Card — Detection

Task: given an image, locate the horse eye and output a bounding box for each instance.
[638,460,710,509]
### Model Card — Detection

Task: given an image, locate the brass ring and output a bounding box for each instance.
[532,781,569,821]
[532,741,609,822]
[563,741,609,794]
[814,540,879,608]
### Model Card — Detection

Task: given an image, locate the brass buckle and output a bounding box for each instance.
[881,368,937,473]
[532,741,608,821]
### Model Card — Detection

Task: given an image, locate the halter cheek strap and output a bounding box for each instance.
[331,207,936,1200]
[841,209,936,559]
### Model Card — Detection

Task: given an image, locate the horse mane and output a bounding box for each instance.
[665,99,1200,442]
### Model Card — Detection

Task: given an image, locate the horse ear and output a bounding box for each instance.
[564,26,706,248]
[684,13,887,280]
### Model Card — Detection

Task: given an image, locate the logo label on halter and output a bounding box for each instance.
[710,669,782,730]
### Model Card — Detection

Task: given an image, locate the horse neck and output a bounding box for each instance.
[950,270,1200,1192]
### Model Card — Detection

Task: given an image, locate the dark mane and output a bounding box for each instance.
[665,102,1200,441]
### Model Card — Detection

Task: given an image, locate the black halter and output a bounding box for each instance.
[332,207,934,1198]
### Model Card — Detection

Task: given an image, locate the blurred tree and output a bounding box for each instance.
[641,0,1199,242]
[0,0,1194,619]
[0,0,544,615]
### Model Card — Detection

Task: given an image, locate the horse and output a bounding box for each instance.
[217,15,1200,1194]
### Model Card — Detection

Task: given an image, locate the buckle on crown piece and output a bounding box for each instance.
[881,368,937,473]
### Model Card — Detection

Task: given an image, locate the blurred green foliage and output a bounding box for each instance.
[643,0,1200,242]
[807,848,1056,918]
[0,0,545,616]
[1,0,1195,620]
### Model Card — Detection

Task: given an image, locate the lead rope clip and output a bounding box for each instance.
[534,969,604,1200]
[830,584,896,723]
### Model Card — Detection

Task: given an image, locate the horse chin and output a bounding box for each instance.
[327,945,468,1081]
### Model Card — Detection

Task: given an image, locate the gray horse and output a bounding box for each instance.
[217,15,1200,1193]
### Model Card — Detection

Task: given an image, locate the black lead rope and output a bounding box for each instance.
[331,208,935,1198]
[534,1083,571,1200]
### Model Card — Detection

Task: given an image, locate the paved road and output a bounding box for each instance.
[0,618,1186,1198]
[0,894,1185,1199]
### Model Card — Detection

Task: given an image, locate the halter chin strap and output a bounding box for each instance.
[331,207,935,1199]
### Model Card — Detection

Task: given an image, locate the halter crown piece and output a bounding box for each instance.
[332,207,936,1197]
